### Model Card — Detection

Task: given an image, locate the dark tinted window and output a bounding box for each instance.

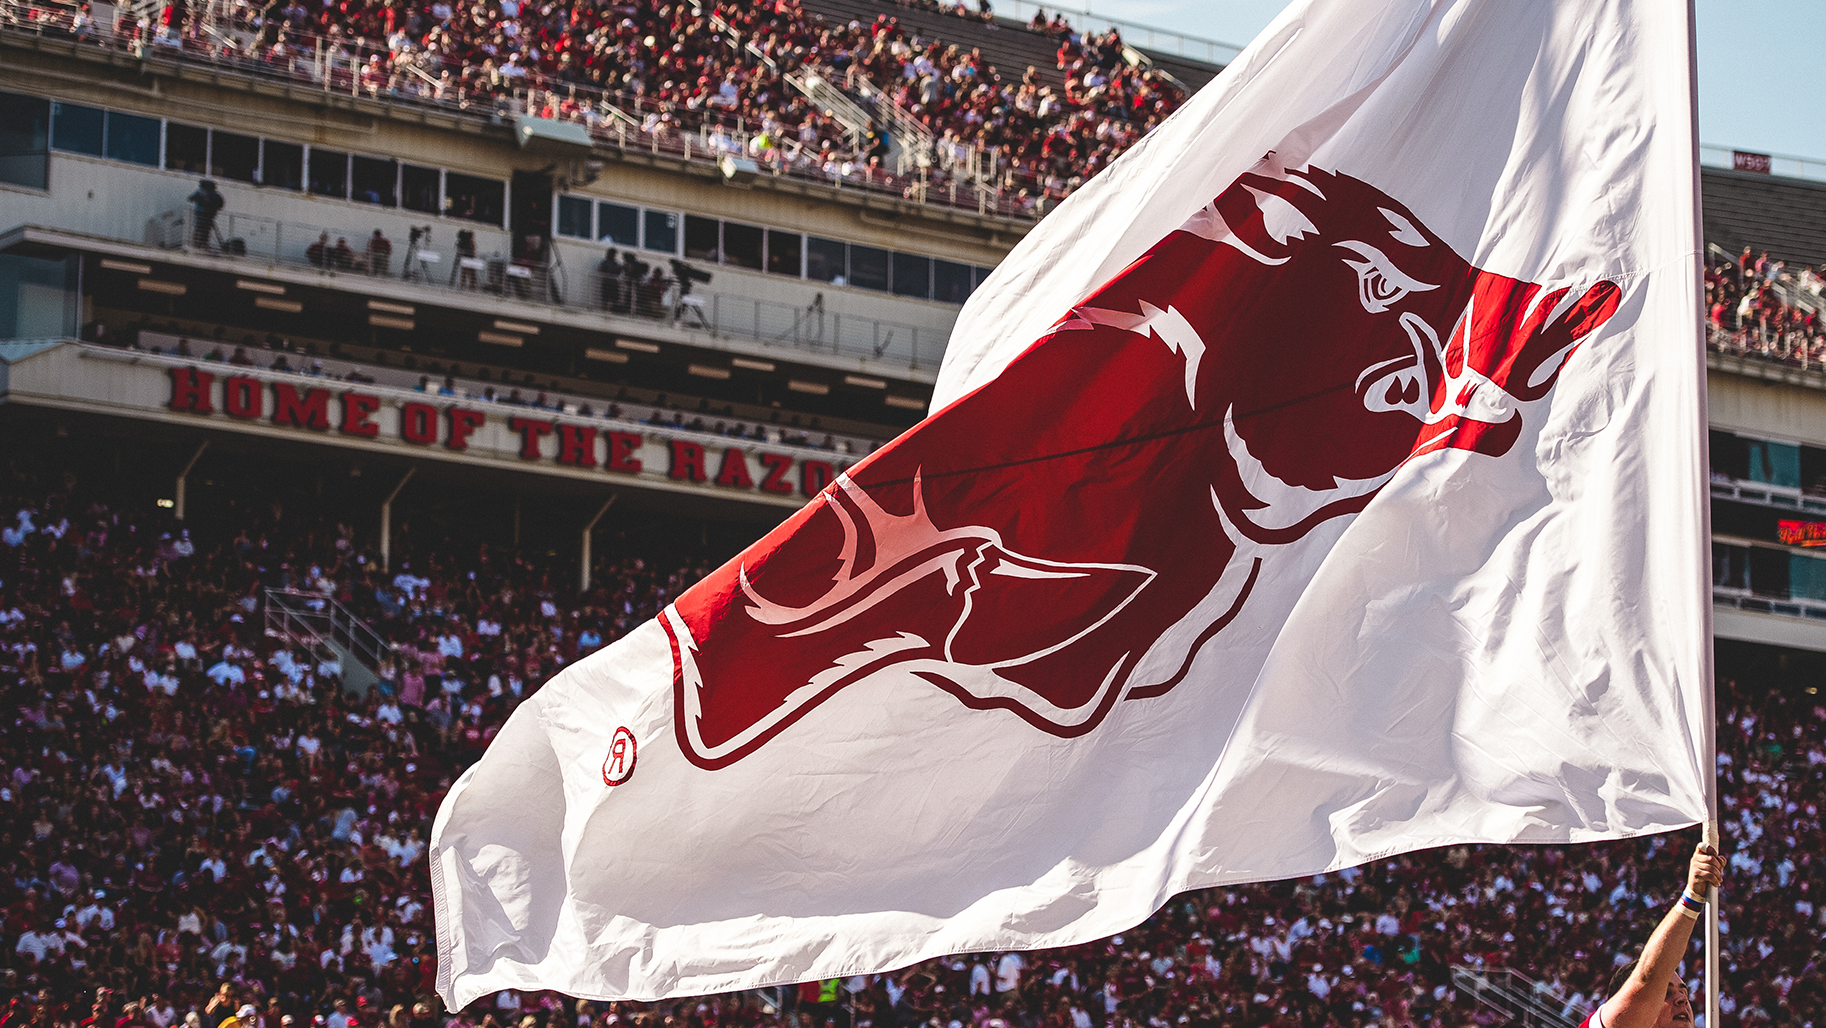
[104,111,160,166]
[0,93,50,190]
[849,245,890,292]
[766,230,802,276]
[683,214,720,260]
[643,210,677,253]
[211,131,259,183]
[401,164,440,213]
[164,123,208,173]
[892,252,931,299]
[598,202,638,246]
[308,148,348,198]
[934,260,973,304]
[723,221,763,270]
[974,265,996,288]
[50,102,103,156]
[352,156,396,205]
[806,237,845,283]
[557,196,592,238]
[262,140,304,190]
[444,173,503,225]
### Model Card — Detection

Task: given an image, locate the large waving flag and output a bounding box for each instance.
[432,0,1711,1005]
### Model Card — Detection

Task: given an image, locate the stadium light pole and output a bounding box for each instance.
[381,467,415,572]
[580,494,617,593]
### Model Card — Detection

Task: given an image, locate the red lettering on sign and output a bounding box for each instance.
[341,392,381,438]
[401,402,437,445]
[272,383,331,431]
[714,448,754,489]
[508,416,556,460]
[757,452,794,494]
[222,376,263,420]
[669,439,707,482]
[800,459,835,497]
[446,408,486,451]
[167,367,215,414]
[557,424,598,468]
[605,431,643,474]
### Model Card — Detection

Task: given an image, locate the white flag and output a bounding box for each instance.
[432,0,1711,1006]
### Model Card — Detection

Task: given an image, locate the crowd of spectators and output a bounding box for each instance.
[1707,244,1826,369]
[1,457,1818,1028]
[8,0,1186,210]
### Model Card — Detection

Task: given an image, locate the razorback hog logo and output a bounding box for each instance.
[662,159,1621,770]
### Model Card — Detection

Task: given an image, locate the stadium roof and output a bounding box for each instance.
[1703,166,1826,269]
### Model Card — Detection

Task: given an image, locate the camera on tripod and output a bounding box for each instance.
[670,259,713,293]
[408,225,433,244]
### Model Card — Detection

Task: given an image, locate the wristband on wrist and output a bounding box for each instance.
[1676,888,1707,918]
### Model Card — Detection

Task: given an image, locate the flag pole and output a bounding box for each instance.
[1683,1,1722,1026]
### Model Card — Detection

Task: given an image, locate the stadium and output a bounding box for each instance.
[0,1,1817,1026]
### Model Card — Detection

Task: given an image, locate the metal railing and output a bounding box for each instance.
[1710,477,1826,516]
[991,0,1241,66]
[265,588,390,673]
[1700,143,1826,184]
[145,207,951,372]
[1450,966,1584,1028]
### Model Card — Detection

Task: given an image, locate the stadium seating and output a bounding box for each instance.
[1,447,1819,1028]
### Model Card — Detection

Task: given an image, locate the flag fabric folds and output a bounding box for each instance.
[433,0,1710,1006]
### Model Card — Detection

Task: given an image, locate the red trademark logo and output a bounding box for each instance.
[602,727,637,785]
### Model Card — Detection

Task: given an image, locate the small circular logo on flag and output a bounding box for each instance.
[602,727,637,786]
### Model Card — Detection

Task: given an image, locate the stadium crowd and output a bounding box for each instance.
[1707,244,1826,369]
[9,0,1184,206]
[1,452,1821,1028]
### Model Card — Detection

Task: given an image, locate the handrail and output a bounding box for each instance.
[1450,965,1582,1028]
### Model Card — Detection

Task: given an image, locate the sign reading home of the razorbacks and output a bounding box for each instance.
[165,365,846,499]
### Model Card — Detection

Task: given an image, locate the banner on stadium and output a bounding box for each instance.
[432,0,1711,1004]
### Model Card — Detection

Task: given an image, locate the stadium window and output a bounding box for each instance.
[806,237,846,284]
[766,230,802,277]
[308,148,349,198]
[849,245,890,292]
[934,260,973,305]
[598,202,638,247]
[892,252,933,299]
[261,141,304,191]
[1712,541,1748,591]
[974,266,996,289]
[683,214,720,261]
[643,210,678,254]
[352,156,397,206]
[103,111,160,167]
[1747,438,1802,489]
[164,123,208,174]
[0,93,50,190]
[723,221,764,270]
[556,196,592,239]
[49,102,104,157]
[401,164,441,214]
[1749,546,1789,599]
[444,173,504,225]
[211,131,259,183]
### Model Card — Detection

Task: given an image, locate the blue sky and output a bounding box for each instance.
[1089,0,1826,160]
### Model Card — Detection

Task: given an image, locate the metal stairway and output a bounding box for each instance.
[263,589,389,695]
[1451,966,1587,1028]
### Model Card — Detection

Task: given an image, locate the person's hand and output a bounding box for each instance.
[1688,842,1725,898]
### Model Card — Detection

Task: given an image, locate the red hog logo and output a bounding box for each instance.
[662,158,1621,770]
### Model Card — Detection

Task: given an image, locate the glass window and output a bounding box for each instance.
[309,147,348,198]
[402,164,440,213]
[211,131,259,183]
[849,245,890,292]
[164,123,208,173]
[766,230,802,277]
[0,93,50,190]
[598,202,638,246]
[683,214,720,261]
[444,173,504,225]
[1748,439,1802,489]
[262,140,304,190]
[1792,553,1826,603]
[723,222,763,270]
[934,260,973,304]
[974,265,996,288]
[352,156,397,205]
[50,102,104,156]
[103,111,160,166]
[643,209,678,253]
[806,237,846,284]
[892,252,932,299]
[1712,541,1748,591]
[556,196,592,239]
